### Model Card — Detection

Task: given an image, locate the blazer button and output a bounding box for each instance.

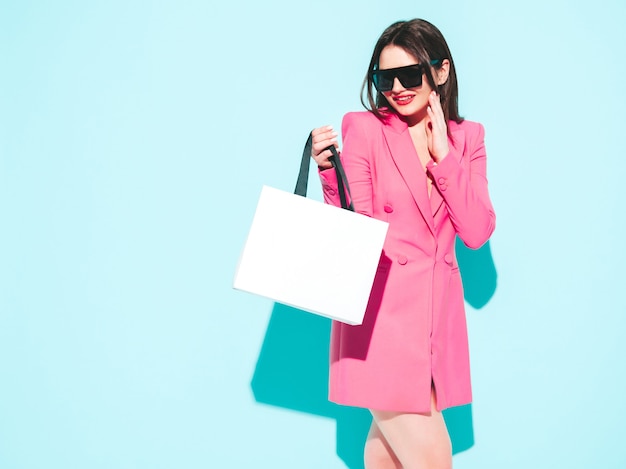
[397,255,408,265]
[444,254,453,265]
[438,177,446,185]
[327,188,336,196]
[440,185,447,191]
[384,204,394,213]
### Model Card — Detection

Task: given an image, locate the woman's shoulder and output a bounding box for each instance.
[342,110,381,126]
[340,111,385,138]
[449,119,486,154]
[341,110,401,133]
[450,119,485,136]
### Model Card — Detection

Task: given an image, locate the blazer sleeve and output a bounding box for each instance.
[427,122,496,249]
[318,166,341,207]
[319,112,372,216]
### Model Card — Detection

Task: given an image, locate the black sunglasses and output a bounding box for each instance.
[371,59,442,93]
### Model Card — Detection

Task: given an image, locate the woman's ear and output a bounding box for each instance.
[437,59,450,86]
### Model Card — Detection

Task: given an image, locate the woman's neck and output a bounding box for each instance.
[401,108,429,128]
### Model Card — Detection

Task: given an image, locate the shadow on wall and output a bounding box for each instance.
[251,239,497,469]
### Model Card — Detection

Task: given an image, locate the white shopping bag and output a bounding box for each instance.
[233,134,389,325]
[234,185,388,325]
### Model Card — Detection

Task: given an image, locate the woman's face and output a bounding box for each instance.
[377,45,435,123]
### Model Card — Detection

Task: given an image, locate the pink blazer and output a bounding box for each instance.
[319,111,495,412]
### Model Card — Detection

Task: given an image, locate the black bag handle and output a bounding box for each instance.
[294,132,354,211]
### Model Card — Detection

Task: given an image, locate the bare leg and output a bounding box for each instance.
[370,388,452,469]
[364,420,402,469]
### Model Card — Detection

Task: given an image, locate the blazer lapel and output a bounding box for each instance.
[430,125,466,218]
[382,116,435,237]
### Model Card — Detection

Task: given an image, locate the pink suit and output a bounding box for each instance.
[319,111,495,412]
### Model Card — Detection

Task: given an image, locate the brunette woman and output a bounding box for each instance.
[311,19,495,469]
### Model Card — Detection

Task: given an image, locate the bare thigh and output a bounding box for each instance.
[364,420,402,469]
[370,389,452,469]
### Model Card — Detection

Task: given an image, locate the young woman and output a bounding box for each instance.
[311,19,495,468]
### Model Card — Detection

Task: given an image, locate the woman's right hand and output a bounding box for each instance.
[311,125,339,170]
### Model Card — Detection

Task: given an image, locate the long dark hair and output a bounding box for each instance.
[361,19,463,124]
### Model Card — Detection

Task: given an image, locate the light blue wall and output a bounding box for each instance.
[1,1,625,468]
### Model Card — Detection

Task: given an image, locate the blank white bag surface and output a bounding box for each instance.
[234,185,389,325]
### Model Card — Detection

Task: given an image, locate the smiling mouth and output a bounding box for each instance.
[393,95,414,105]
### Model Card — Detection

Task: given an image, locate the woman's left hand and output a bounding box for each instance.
[425,91,449,163]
